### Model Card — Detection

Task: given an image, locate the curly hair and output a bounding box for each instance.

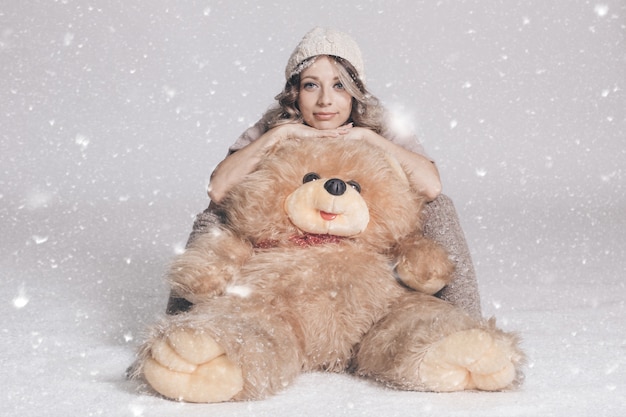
[261,55,387,134]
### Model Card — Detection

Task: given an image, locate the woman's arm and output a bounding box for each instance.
[344,127,442,201]
[208,123,351,203]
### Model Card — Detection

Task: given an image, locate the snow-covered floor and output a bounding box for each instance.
[2,1,624,416]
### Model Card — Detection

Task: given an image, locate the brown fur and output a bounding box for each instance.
[133,138,524,402]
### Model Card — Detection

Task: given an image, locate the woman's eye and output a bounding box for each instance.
[347,180,361,193]
[303,172,321,183]
[302,82,318,90]
[334,82,344,89]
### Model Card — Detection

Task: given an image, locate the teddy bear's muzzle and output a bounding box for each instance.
[284,178,370,237]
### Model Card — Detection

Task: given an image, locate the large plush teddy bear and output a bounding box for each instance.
[133,138,524,402]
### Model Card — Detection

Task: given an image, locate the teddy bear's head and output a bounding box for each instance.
[217,138,425,250]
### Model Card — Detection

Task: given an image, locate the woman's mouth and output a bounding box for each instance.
[314,112,336,121]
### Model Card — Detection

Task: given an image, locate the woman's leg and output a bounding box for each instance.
[423,194,482,319]
[185,202,222,246]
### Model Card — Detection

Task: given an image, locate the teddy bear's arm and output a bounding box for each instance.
[393,234,455,295]
[167,227,253,304]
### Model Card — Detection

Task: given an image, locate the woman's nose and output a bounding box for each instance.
[317,88,331,105]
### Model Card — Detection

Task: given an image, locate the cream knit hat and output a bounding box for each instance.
[285,27,365,80]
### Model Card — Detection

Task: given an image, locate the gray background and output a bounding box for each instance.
[2,1,624,416]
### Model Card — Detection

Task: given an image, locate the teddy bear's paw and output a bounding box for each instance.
[395,244,454,295]
[418,328,522,392]
[143,328,243,403]
[168,258,232,301]
[167,230,253,302]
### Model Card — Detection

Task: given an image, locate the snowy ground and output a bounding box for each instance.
[2,1,625,416]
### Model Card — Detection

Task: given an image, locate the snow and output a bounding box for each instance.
[2,0,624,416]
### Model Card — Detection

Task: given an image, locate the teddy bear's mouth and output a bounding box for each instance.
[319,211,338,221]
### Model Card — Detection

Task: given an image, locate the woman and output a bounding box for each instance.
[167,27,482,319]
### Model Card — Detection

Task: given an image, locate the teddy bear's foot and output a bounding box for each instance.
[142,328,244,403]
[419,328,521,392]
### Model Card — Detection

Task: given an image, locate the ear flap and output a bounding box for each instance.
[384,152,411,186]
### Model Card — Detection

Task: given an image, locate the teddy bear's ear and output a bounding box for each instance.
[383,152,410,186]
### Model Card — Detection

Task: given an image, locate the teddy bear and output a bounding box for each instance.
[133,138,524,402]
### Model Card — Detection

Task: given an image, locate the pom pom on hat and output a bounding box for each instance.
[285,27,365,80]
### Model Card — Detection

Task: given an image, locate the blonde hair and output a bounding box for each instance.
[262,55,386,134]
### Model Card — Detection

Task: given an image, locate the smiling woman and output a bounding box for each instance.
[206,28,441,204]
[296,57,353,130]
[167,27,482,321]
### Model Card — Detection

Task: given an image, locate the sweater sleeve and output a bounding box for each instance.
[379,111,433,162]
[227,119,267,155]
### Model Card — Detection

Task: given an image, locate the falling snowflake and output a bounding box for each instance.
[594,4,609,17]
[13,286,29,309]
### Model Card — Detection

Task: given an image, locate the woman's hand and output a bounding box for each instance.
[267,122,353,143]
[338,126,375,142]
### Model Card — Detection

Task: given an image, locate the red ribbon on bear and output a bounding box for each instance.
[288,233,344,247]
[255,233,344,249]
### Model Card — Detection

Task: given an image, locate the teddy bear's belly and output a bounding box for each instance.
[229,245,405,370]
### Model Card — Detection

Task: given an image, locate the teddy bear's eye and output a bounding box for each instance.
[347,180,361,193]
[303,172,321,183]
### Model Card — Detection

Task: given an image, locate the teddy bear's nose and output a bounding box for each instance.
[324,178,347,196]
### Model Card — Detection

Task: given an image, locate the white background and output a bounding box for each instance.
[2,1,624,416]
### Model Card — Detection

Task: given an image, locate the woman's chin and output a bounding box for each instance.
[310,121,342,130]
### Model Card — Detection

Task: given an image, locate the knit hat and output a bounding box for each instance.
[285,27,365,80]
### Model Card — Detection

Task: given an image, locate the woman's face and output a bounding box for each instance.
[297,56,353,130]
